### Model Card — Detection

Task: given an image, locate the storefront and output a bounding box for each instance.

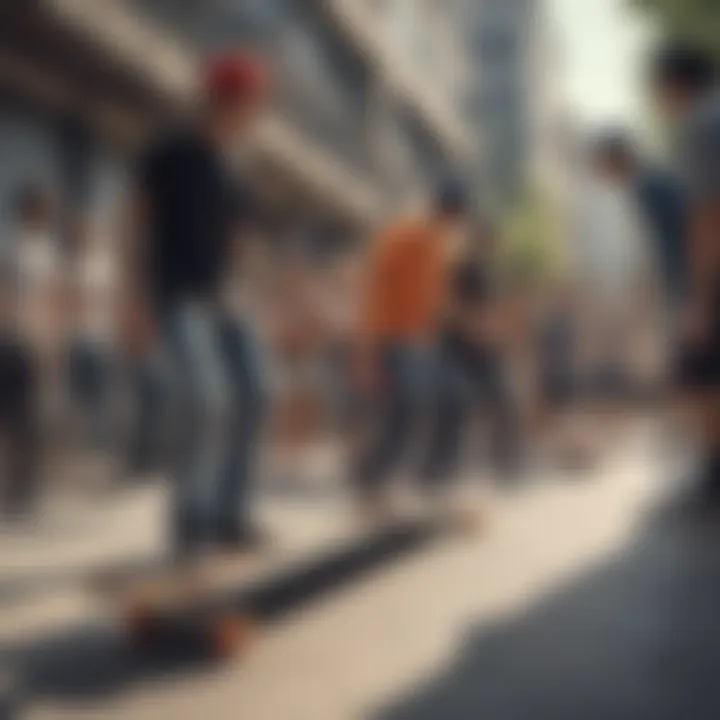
[0,3,159,250]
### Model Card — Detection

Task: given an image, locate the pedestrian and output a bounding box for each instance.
[592,132,682,396]
[67,213,118,455]
[533,283,598,471]
[650,41,720,498]
[428,220,522,485]
[352,181,470,514]
[574,141,656,413]
[0,184,66,517]
[121,50,271,557]
[594,132,686,320]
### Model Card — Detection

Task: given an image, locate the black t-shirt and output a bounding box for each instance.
[139,129,249,309]
[443,258,496,358]
[450,258,493,309]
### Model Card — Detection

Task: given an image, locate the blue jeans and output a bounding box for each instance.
[355,343,435,493]
[424,340,521,483]
[161,302,267,551]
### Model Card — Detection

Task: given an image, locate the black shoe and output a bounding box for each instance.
[217,524,271,554]
[171,520,207,563]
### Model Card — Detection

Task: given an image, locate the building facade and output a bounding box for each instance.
[0,0,474,251]
[464,0,546,210]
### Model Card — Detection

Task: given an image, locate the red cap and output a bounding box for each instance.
[204,51,270,105]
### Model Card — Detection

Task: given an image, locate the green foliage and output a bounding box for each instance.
[499,191,563,287]
[631,0,720,59]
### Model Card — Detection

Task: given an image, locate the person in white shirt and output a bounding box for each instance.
[68,215,119,452]
[572,150,657,404]
[8,186,66,364]
[0,184,65,516]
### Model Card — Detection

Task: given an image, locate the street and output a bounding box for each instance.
[4,424,714,719]
[2,0,720,718]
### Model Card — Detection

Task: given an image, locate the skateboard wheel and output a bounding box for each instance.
[207,615,255,660]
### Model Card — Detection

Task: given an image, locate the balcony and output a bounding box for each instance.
[125,0,282,48]
[271,1,374,179]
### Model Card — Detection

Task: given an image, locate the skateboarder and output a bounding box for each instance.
[352,182,470,509]
[0,185,65,517]
[122,51,271,556]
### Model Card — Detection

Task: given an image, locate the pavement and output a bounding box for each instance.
[4,424,720,719]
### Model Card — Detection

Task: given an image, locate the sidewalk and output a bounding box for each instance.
[0,426,659,646]
[0,483,163,642]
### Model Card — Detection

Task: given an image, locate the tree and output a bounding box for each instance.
[500,189,564,288]
[631,0,720,59]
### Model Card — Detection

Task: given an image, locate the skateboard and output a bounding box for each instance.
[87,505,482,660]
[93,558,258,660]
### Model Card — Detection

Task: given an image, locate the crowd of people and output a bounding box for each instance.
[1,39,719,562]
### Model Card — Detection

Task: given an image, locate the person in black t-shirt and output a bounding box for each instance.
[423,222,521,485]
[123,51,270,556]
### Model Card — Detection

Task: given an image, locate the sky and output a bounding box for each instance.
[547,0,654,131]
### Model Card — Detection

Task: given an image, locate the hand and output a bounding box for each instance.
[120,299,155,357]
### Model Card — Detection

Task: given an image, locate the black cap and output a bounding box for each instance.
[651,40,717,92]
[435,179,470,216]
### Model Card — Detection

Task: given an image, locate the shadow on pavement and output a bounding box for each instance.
[2,517,443,713]
[375,493,720,720]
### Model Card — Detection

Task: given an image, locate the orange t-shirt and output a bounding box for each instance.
[360,218,448,345]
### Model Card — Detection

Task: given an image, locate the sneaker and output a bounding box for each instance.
[216,524,271,554]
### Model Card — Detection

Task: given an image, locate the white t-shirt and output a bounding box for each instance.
[573,179,651,310]
[74,244,117,345]
[6,231,64,355]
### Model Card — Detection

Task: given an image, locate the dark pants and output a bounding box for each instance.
[425,339,520,484]
[69,339,114,450]
[355,343,433,494]
[355,340,520,496]
[0,336,39,516]
[161,303,267,552]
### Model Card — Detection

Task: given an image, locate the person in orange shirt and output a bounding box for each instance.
[353,182,470,506]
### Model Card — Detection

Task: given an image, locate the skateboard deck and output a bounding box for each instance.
[93,555,259,660]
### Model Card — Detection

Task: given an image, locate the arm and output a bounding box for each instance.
[680,115,720,337]
[118,189,154,355]
[682,203,720,342]
[358,236,388,356]
[688,203,720,301]
[354,233,393,391]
